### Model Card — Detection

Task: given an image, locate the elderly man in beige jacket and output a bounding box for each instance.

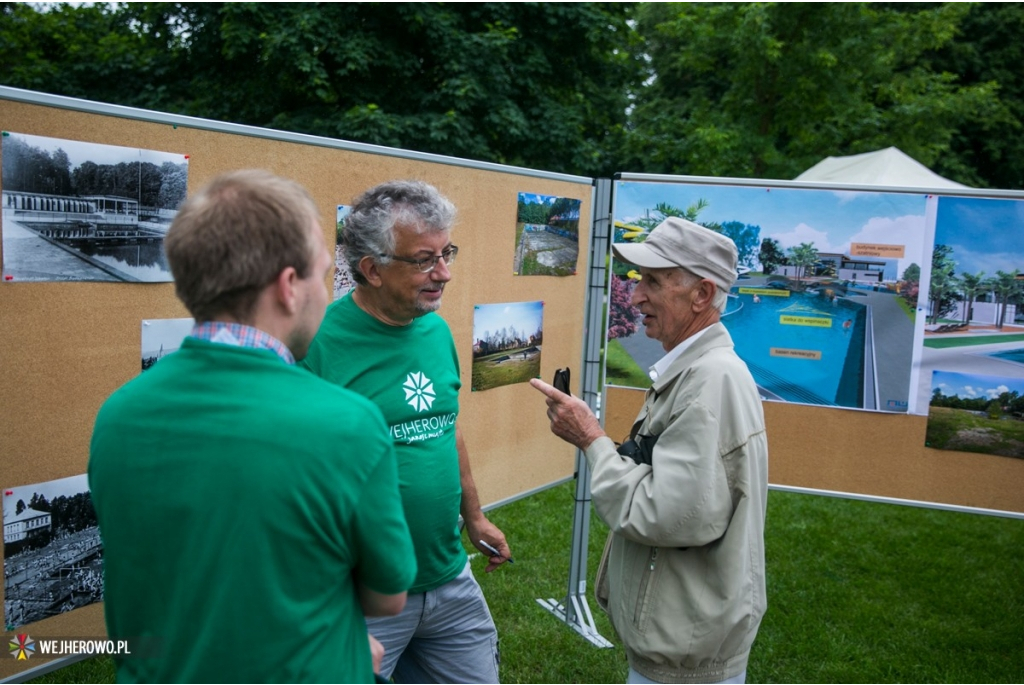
[532,217,768,684]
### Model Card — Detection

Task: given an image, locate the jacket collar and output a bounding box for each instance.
[650,322,734,395]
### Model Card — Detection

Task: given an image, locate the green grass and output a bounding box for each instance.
[923,333,1024,348]
[895,294,916,321]
[471,352,541,391]
[604,338,652,388]
[925,406,1024,458]
[28,484,1024,684]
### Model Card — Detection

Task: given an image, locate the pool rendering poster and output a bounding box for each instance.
[608,181,930,413]
[471,300,543,391]
[911,196,1024,418]
[512,192,580,276]
[1,131,188,283]
[926,370,1024,459]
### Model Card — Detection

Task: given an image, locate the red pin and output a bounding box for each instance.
[4,490,13,496]
[4,275,12,281]
[184,155,190,159]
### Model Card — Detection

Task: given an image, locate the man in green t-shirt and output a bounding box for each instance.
[89,170,416,683]
[302,180,510,683]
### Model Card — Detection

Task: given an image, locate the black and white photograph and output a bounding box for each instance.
[141,317,194,371]
[3,474,103,629]
[1,131,188,283]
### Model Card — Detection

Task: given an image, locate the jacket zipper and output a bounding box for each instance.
[633,546,658,626]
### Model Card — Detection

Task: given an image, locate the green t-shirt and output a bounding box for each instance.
[89,339,415,684]
[301,293,467,593]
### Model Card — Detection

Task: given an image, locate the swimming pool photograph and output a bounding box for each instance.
[607,180,930,413]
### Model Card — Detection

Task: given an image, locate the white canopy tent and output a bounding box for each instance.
[795,146,969,189]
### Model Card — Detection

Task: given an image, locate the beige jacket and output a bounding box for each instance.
[587,323,768,683]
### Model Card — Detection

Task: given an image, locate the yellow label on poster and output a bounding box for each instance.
[850,242,905,258]
[780,315,832,328]
[770,347,823,360]
[738,287,789,297]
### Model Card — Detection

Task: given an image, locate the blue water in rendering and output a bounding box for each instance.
[723,290,866,407]
[988,348,1024,365]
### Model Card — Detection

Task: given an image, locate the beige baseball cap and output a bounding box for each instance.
[612,217,739,290]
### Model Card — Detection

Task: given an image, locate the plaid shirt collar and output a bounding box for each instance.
[190,321,295,366]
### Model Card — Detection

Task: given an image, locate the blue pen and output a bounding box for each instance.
[479,540,514,564]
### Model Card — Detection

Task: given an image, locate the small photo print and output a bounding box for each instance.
[3,474,102,628]
[141,317,194,371]
[335,205,355,300]
[513,192,580,276]
[926,369,1024,459]
[472,300,543,391]
[2,131,188,283]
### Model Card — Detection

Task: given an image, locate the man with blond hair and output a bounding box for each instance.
[89,169,415,683]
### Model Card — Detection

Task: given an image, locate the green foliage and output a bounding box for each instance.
[758,237,786,275]
[605,338,652,388]
[901,263,921,282]
[929,244,959,324]
[927,3,1024,188]
[718,220,761,269]
[624,3,1001,182]
[926,405,1024,458]
[0,3,639,178]
[990,269,1021,329]
[786,242,818,283]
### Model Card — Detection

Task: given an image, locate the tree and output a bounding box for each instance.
[758,238,786,275]
[901,263,921,282]
[927,3,1024,189]
[0,3,640,178]
[991,269,1021,329]
[957,271,987,325]
[624,3,1001,181]
[719,221,761,270]
[787,242,818,286]
[929,244,959,324]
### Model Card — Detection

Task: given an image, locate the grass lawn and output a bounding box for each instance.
[923,333,1024,349]
[925,405,1024,458]
[604,338,652,389]
[26,484,1024,684]
[472,350,541,391]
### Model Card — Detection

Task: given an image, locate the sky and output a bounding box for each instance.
[6,131,188,168]
[518,192,557,206]
[473,300,543,341]
[935,196,1024,276]
[3,473,89,522]
[141,317,194,358]
[614,181,929,275]
[931,369,1024,401]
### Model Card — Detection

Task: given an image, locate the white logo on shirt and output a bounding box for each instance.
[403,371,436,413]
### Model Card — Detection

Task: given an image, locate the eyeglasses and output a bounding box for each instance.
[385,245,459,273]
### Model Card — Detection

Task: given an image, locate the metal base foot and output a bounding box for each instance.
[536,595,614,648]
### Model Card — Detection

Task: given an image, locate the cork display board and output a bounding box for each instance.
[0,93,591,677]
[605,386,1024,514]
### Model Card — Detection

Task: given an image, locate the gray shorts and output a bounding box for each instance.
[366,561,499,684]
